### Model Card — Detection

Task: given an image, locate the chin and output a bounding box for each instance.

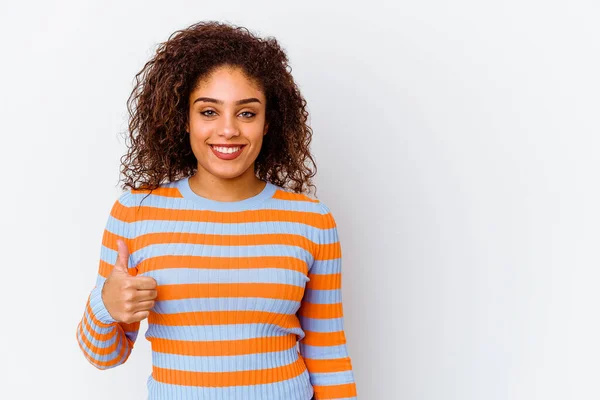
[212,172,244,180]
[206,165,249,180]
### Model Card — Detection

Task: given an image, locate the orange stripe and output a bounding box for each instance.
[137,232,313,249]
[102,229,129,250]
[131,186,183,197]
[139,255,308,274]
[149,310,300,329]
[98,260,112,278]
[158,282,304,301]
[108,200,131,222]
[272,189,319,202]
[121,321,140,333]
[304,357,353,373]
[298,302,343,319]
[313,242,341,260]
[151,335,297,356]
[313,383,357,398]
[98,259,138,278]
[152,356,306,387]
[302,331,347,347]
[135,207,335,229]
[306,273,341,290]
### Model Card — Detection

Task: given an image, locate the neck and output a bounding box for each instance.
[188,166,266,202]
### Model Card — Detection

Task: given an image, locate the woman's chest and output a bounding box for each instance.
[130,227,313,312]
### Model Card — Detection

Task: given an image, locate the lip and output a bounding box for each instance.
[209,144,245,160]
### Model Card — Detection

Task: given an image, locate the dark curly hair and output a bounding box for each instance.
[119,20,317,196]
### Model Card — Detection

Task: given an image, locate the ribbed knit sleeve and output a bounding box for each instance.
[76,190,140,369]
[298,203,358,399]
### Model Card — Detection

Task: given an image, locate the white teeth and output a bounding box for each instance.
[212,146,241,154]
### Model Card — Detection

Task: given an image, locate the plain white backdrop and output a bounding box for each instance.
[0,0,598,399]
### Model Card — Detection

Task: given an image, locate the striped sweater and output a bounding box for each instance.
[76,176,357,399]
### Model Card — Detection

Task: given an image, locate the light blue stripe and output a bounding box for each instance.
[298,344,349,359]
[155,297,300,314]
[147,369,314,399]
[99,245,115,267]
[146,323,302,342]
[298,316,345,333]
[129,193,328,214]
[134,243,313,261]
[302,289,342,304]
[309,371,356,387]
[144,267,309,286]
[308,258,341,274]
[104,215,130,237]
[152,347,298,373]
[99,245,138,269]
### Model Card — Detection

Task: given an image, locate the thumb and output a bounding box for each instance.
[113,239,130,273]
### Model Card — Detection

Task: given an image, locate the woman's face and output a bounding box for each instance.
[186,65,268,181]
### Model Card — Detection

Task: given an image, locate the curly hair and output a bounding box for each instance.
[119,20,317,196]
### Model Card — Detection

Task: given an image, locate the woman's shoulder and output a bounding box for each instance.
[268,181,316,201]
[268,182,335,226]
[119,178,183,204]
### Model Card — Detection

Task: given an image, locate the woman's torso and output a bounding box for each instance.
[128,178,319,399]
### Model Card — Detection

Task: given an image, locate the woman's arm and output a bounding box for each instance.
[298,203,358,399]
[76,191,141,369]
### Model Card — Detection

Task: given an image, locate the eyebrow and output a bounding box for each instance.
[193,97,262,105]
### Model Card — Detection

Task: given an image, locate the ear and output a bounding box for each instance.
[263,122,269,136]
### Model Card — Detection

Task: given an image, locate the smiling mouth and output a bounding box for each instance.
[209,144,246,160]
[209,144,246,154]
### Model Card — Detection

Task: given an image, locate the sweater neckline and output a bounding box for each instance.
[176,176,276,211]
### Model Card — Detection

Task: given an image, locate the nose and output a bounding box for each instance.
[218,113,240,140]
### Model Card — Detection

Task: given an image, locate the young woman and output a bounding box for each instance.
[76,21,357,400]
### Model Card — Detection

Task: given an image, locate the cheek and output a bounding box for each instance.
[247,138,264,158]
[251,134,264,148]
[249,126,266,147]
[188,132,211,160]
[189,126,211,144]
[188,114,210,136]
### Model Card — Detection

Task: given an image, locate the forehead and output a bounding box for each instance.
[192,66,265,99]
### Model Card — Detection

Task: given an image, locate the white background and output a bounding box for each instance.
[1,0,599,399]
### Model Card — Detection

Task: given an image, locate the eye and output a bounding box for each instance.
[201,110,216,117]
[240,111,256,118]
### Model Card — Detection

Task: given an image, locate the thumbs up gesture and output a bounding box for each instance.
[101,239,157,324]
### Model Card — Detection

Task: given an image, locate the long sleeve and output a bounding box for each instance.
[76,190,140,369]
[298,203,358,399]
